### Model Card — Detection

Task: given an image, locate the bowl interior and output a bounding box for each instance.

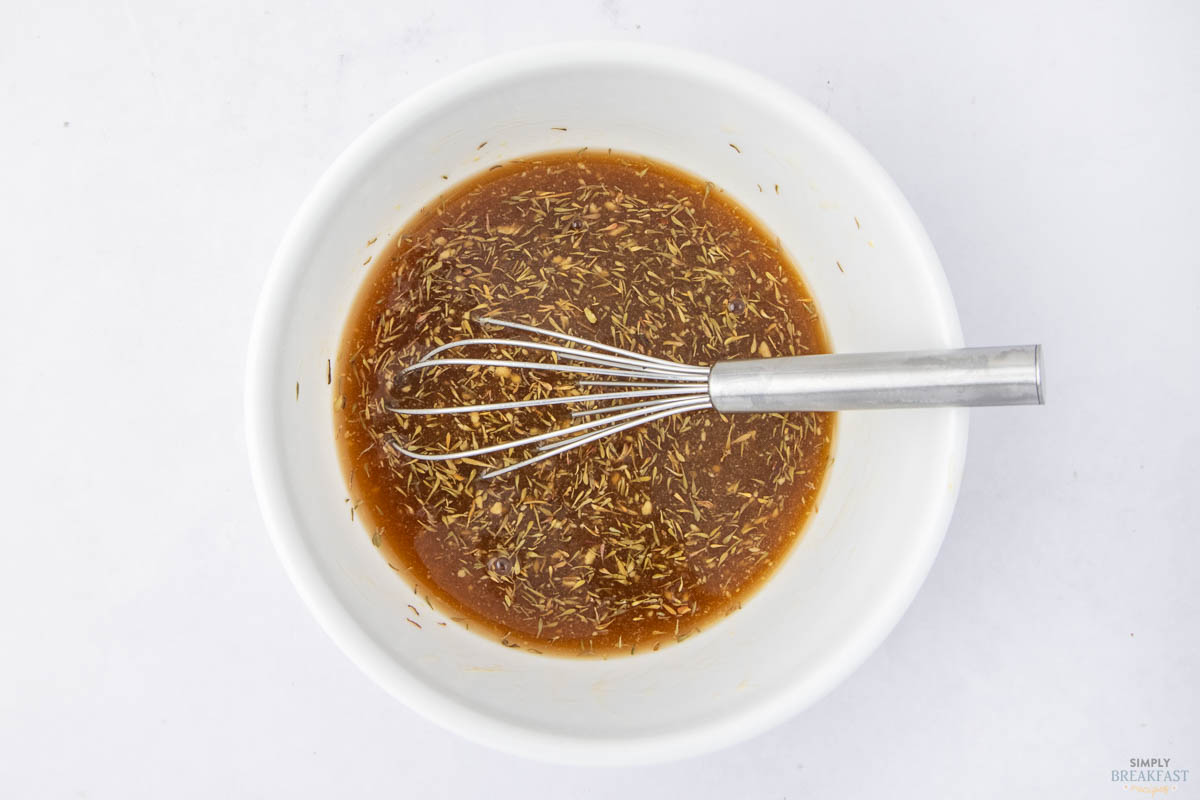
[247,45,965,764]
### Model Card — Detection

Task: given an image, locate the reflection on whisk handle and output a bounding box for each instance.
[708,345,1044,413]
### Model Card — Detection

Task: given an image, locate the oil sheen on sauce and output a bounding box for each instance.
[335,150,834,656]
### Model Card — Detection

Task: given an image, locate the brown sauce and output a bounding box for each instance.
[334,150,834,656]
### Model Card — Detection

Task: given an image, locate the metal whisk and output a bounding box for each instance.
[393,317,1043,479]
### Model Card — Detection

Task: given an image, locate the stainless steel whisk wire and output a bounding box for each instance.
[391,317,1044,479]
[391,318,716,479]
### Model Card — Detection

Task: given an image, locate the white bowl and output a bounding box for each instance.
[246,43,966,765]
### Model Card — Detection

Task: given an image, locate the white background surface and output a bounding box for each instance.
[1,1,1197,797]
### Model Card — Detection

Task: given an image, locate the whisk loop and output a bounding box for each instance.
[390,318,714,479]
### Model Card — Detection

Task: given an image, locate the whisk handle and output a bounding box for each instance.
[708,345,1044,412]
